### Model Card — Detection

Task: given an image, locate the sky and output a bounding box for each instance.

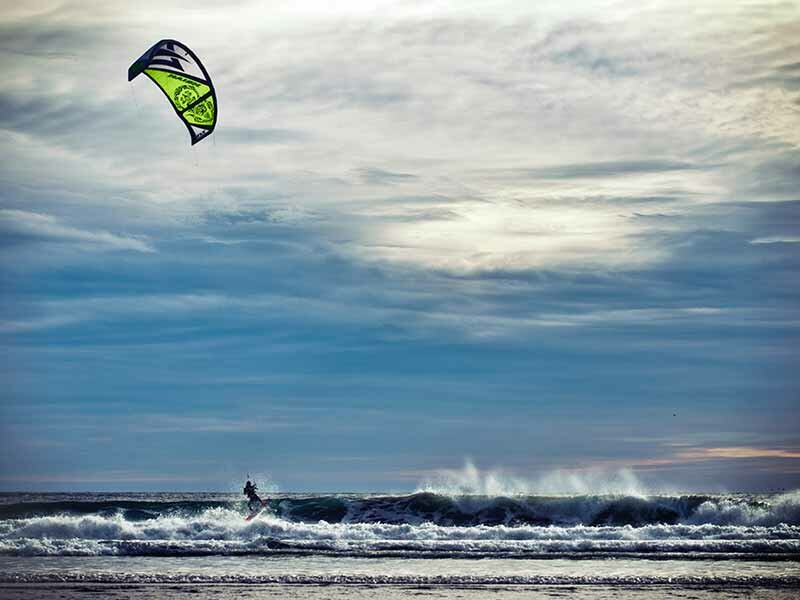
[0,0,798,493]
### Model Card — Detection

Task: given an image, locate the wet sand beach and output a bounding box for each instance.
[0,584,798,600]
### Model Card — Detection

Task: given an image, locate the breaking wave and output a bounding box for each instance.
[1,491,798,558]
[3,490,799,527]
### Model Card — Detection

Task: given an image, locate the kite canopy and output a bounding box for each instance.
[128,39,217,145]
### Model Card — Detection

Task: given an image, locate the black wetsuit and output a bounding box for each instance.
[243,482,262,511]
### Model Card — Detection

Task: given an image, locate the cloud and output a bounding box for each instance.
[130,414,295,433]
[0,471,213,484]
[203,204,318,227]
[3,285,787,347]
[349,196,667,273]
[357,167,418,185]
[217,126,311,145]
[493,160,706,180]
[750,236,800,245]
[732,151,800,200]
[675,447,800,460]
[0,209,154,252]
[0,92,114,141]
[0,315,81,333]
[2,5,797,275]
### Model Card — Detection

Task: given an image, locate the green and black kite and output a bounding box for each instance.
[128,39,217,145]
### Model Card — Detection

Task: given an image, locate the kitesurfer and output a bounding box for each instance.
[243,480,264,511]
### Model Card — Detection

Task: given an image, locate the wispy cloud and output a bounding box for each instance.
[357,167,418,185]
[129,414,295,434]
[750,236,800,245]
[3,290,779,342]
[0,471,214,484]
[493,160,706,181]
[675,447,800,460]
[0,209,153,253]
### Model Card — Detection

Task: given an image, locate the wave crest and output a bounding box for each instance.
[2,491,800,527]
[1,491,798,557]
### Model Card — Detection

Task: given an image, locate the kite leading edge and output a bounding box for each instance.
[128,39,217,145]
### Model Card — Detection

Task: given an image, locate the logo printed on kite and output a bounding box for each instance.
[173,85,199,111]
[190,100,213,123]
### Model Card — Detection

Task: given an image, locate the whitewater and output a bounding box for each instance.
[1,490,799,561]
[1,489,798,596]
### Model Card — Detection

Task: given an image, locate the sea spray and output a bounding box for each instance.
[417,460,653,497]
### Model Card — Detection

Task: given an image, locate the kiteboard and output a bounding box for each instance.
[245,502,268,522]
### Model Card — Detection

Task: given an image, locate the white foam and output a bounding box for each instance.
[1,507,798,557]
[687,491,800,527]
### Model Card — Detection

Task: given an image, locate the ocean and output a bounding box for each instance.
[0,491,798,598]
